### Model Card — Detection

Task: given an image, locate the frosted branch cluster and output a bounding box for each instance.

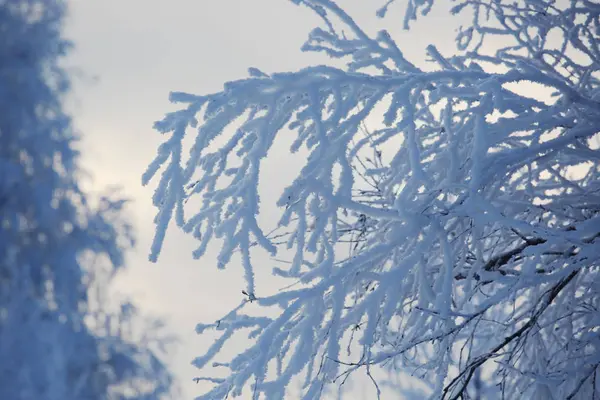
[146,0,600,398]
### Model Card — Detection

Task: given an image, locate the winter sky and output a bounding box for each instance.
[64,1,463,398]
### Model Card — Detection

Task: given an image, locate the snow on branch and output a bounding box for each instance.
[145,0,600,398]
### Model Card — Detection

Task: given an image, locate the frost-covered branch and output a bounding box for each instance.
[146,0,600,398]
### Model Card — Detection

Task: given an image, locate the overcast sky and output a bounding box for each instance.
[64,1,462,398]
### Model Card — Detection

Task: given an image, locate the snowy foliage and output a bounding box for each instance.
[0,1,173,398]
[146,0,600,398]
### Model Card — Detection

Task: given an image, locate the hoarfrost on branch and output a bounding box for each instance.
[145,0,600,398]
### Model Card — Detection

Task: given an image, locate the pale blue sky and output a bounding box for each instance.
[64,1,461,398]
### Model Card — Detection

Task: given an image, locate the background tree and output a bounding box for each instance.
[146,0,600,398]
[0,0,173,398]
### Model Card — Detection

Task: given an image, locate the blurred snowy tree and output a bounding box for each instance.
[0,0,173,398]
[146,0,600,398]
